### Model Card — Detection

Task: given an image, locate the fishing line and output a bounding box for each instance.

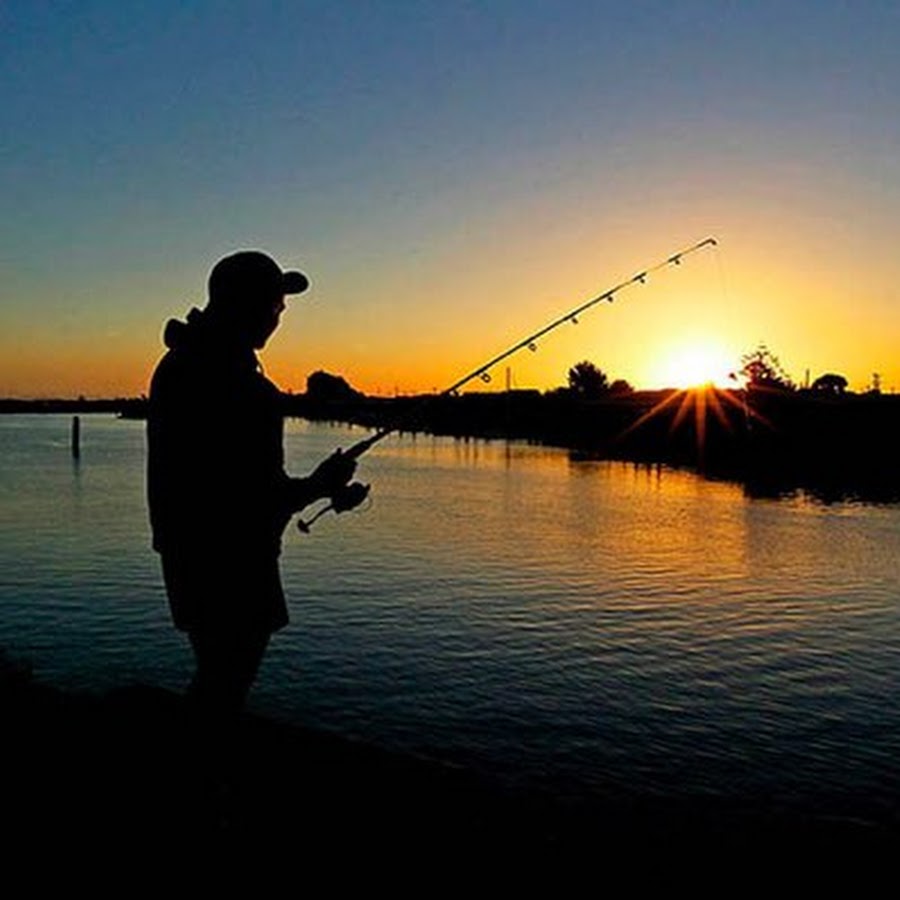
[298,237,719,532]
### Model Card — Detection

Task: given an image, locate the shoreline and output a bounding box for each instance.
[4,656,897,856]
[5,389,900,503]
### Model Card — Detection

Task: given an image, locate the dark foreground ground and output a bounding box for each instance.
[3,656,898,870]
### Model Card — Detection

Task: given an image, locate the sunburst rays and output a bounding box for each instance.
[620,384,773,462]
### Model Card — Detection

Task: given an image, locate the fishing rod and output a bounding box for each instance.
[298,236,718,532]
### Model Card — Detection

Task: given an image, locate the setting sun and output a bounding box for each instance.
[656,341,736,389]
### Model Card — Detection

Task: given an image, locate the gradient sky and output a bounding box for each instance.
[3,1,900,397]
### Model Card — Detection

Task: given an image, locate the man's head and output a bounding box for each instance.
[206,250,309,348]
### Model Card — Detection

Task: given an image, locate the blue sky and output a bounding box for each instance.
[3,1,900,395]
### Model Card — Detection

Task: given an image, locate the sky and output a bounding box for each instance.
[3,0,900,397]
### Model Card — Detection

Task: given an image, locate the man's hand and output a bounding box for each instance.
[286,448,358,514]
[309,449,357,500]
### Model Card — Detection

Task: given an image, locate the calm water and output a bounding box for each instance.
[2,414,900,815]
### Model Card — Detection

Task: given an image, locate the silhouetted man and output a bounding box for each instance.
[147,250,355,714]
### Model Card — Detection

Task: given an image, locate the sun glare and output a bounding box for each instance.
[658,342,735,389]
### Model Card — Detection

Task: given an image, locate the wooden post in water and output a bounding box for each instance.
[71,415,81,459]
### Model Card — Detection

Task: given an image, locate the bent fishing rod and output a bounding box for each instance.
[298,236,718,532]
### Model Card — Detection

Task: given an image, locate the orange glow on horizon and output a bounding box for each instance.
[5,227,900,399]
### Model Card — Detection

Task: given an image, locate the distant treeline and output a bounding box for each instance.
[0,397,147,417]
[290,373,900,503]
[7,381,900,502]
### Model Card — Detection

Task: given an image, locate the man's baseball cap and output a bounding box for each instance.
[208,250,309,304]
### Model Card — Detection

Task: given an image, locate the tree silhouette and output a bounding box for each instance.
[740,344,794,391]
[811,373,848,395]
[306,370,362,402]
[609,378,634,395]
[567,361,609,398]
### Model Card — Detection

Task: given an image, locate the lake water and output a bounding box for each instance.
[2,414,900,819]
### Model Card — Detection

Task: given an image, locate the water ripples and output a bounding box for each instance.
[3,416,900,812]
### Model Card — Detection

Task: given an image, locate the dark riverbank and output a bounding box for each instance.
[0,397,147,416]
[4,656,897,860]
[290,386,900,503]
[6,387,900,502]
[2,658,533,855]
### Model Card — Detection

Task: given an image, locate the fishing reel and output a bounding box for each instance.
[332,481,371,513]
[297,481,371,534]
